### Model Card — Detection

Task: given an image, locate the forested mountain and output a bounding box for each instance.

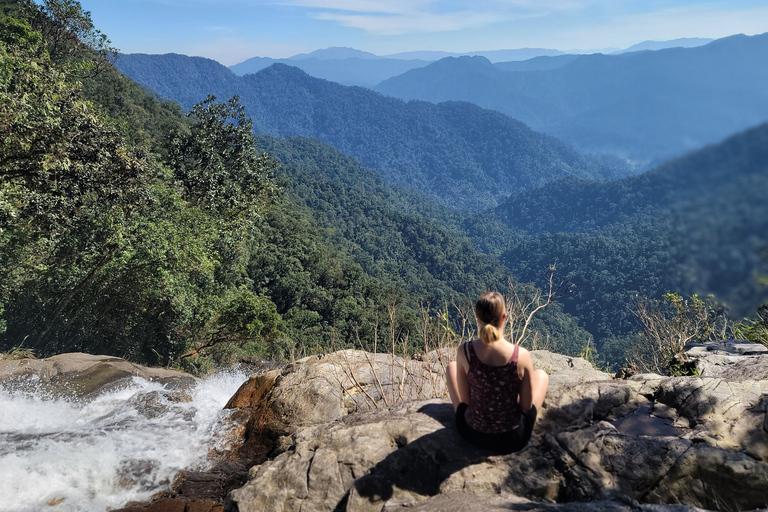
[468,122,768,363]
[0,1,593,367]
[116,55,623,211]
[376,33,768,167]
[255,136,593,355]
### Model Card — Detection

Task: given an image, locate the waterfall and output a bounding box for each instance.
[0,367,250,512]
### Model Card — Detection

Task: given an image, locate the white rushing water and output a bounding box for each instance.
[0,368,250,512]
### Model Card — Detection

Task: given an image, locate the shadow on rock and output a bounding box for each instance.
[347,403,559,510]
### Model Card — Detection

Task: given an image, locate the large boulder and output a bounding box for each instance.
[225,349,611,428]
[224,347,768,512]
[0,352,196,399]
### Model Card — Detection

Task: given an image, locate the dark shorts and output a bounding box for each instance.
[455,403,537,454]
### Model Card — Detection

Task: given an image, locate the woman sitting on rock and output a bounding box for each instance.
[445,291,549,453]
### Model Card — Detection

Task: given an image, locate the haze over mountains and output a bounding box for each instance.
[129,32,768,172]
[227,38,712,87]
[116,55,620,211]
[376,32,768,167]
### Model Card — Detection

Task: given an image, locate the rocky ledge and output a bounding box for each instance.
[0,352,196,399]
[222,346,768,512]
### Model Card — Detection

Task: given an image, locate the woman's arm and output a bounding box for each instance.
[517,348,534,411]
[456,342,471,405]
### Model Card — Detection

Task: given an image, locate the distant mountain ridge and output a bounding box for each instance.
[376,32,768,167]
[116,55,622,211]
[289,47,381,60]
[382,48,566,62]
[614,37,713,54]
[229,55,431,87]
[227,38,713,87]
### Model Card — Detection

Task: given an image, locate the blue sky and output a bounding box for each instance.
[78,0,768,65]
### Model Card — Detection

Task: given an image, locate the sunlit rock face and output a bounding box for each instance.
[226,347,768,512]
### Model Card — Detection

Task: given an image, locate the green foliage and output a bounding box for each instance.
[0,6,285,366]
[247,198,390,354]
[177,287,284,367]
[733,303,768,346]
[256,136,595,356]
[169,95,278,215]
[21,0,117,76]
[0,1,601,368]
[0,16,157,352]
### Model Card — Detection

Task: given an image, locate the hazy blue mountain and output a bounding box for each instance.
[229,46,567,85]
[376,33,768,167]
[495,54,580,72]
[289,47,381,60]
[384,48,564,62]
[614,37,713,53]
[383,50,459,60]
[116,54,622,210]
[471,48,565,62]
[115,53,240,107]
[229,56,431,87]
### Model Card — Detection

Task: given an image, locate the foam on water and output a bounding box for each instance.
[0,367,250,512]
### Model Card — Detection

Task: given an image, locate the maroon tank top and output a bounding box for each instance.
[464,340,522,433]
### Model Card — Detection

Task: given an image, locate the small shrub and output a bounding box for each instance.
[628,293,728,375]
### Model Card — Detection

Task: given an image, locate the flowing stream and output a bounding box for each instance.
[0,368,250,512]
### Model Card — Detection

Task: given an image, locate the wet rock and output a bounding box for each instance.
[611,402,680,437]
[0,353,196,399]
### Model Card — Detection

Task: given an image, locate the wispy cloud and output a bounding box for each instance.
[270,0,589,34]
[313,10,501,35]
[206,26,235,33]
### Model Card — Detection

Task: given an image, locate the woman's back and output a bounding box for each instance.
[470,337,520,367]
[464,340,523,433]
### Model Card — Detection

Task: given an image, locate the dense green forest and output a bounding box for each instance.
[466,124,768,364]
[115,54,627,211]
[0,0,592,370]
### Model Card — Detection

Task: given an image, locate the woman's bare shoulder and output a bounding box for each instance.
[516,345,533,365]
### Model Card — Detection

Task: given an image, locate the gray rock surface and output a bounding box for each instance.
[236,349,611,429]
[0,352,196,398]
[684,340,768,379]
[225,346,768,512]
